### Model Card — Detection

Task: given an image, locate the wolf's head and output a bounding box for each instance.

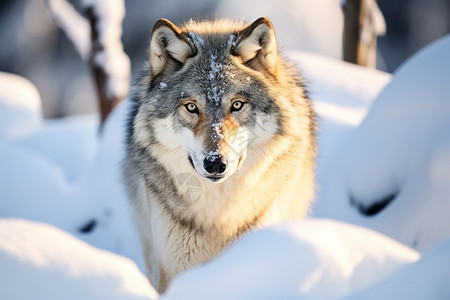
[132,18,307,183]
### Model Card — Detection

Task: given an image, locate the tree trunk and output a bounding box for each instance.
[343,0,382,68]
[343,0,361,64]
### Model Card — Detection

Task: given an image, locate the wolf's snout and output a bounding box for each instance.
[203,154,226,175]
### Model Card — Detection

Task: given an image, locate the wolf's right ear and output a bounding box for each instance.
[232,17,278,75]
[149,19,196,77]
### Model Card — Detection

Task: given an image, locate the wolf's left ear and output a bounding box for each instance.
[149,19,197,77]
[232,17,278,74]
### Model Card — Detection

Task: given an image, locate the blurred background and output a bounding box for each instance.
[0,0,449,119]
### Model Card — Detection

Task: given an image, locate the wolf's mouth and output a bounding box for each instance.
[206,176,224,182]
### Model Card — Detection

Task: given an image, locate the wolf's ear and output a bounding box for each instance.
[149,19,196,77]
[232,17,278,74]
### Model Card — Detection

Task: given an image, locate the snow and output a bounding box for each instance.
[0,86,143,271]
[287,51,391,171]
[0,218,157,300]
[206,150,220,161]
[162,219,419,300]
[208,53,225,106]
[94,47,131,100]
[314,34,450,252]
[16,114,98,181]
[0,72,42,139]
[342,238,450,300]
[188,32,205,47]
[1,17,450,298]
[77,99,145,269]
[228,33,236,47]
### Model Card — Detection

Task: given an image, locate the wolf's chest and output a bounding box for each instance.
[148,191,230,273]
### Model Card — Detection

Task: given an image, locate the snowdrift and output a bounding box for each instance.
[0,218,157,300]
[0,72,42,139]
[1,17,449,297]
[315,34,450,252]
[162,219,419,300]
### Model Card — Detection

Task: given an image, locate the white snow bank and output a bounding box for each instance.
[289,51,391,112]
[342,238,450,300]
[77,99,145,271]
[0,218,157,300]
[0,97,143,271]
[162,219,419,300]
[315,34,450,252]
[17,114,98,182]
[0,141,74,226]
[216,0,344,59]
[288,51,391,176]
[0,72,42,139]
[0,114,98,228]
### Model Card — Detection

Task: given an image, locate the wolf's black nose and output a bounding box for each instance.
[203,154,226,175]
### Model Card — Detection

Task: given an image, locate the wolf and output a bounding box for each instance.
[123,17,316,293]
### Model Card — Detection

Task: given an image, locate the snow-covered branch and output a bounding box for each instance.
[44,0,130,127]
[44,0,90,60]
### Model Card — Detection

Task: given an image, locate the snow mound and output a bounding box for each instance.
[0,218,157,300]
[0,72,42,139]
[17,114,98,182]
[0,141,74,225]
[0,97,143,271]
[315,34,450,252]
[77,99,145,271]
[342,238,450,300]
[288,51,391,172]
[162,219,419,300]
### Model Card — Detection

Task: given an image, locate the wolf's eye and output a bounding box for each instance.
[185,103,199,114]
[231,101,244,112]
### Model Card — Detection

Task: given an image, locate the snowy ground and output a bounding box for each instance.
[1,27,450,300]
[0,219,157,300]
[314,34,450,252]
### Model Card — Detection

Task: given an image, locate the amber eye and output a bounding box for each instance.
[231,100,245,112]
[185,102,199,114]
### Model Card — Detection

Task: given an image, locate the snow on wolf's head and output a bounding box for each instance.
[131,17,312,183]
